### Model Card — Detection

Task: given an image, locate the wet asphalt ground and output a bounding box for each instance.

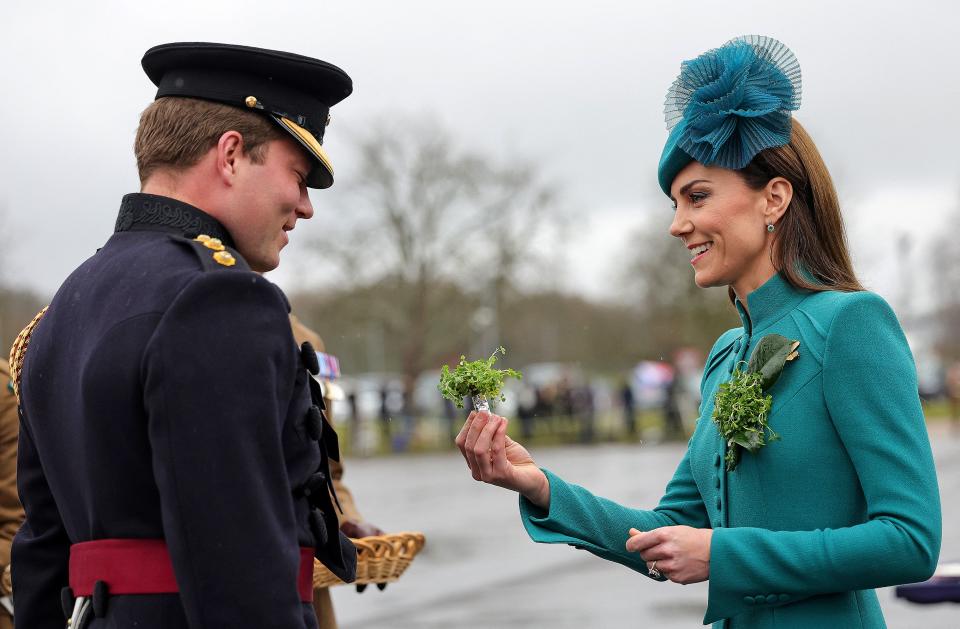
[331,424,960,628]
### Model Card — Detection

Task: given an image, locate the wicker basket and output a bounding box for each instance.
[313,531,425,589]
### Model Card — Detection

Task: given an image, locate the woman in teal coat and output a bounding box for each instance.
[456,35,941,628]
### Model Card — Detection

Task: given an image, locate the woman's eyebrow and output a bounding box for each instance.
[671,179,712,203]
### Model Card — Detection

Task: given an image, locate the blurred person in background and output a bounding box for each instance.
[457,35,940,628]
[619,376,637,437]
[662,364,684,441]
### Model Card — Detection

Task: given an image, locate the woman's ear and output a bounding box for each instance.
[764,176,793,224]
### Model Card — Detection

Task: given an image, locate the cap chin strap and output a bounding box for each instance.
[275,116,334,178]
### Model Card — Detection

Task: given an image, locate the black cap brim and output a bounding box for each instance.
[272,115,334,189]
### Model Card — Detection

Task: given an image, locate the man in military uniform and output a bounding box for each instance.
[12,43,356,628]
[0,360,23,629]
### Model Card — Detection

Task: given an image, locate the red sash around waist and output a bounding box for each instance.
[69,539,315,603]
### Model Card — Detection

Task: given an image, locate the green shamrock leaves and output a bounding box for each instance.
[713,334,799,471]
[438,347,523,409]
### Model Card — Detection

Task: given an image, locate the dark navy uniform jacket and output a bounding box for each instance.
[13,193,355,628]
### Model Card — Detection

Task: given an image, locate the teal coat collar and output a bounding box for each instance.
[734,272,809,334]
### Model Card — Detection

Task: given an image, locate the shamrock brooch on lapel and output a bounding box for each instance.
[712,334,799,471]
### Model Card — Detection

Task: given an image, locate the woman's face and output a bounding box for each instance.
[668,162,779,298]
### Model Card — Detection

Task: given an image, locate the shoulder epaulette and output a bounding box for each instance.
[174,234,251,272]
[9,306,49,403]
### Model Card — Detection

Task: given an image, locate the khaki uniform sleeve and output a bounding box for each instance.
[0,361,24,570]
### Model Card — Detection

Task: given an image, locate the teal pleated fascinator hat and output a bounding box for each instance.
[658,35,802,196]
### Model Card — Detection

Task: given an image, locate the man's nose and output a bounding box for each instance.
[297,189,314,219]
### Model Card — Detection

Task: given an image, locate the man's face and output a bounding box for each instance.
[226,136,314,272]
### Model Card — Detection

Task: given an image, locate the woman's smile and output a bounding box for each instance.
[688,241,714,265]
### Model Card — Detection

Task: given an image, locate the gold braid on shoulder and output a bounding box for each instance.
[9,306,48,403]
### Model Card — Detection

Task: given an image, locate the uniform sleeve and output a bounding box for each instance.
[0,379,24,568]
[704,292,941,624]
[11,414,71,629]
[143,272,308,629]
[518,445,710,577]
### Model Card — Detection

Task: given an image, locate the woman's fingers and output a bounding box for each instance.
[625,528,665,554]
[455,411,477,458]
[490,418,509,474]
[638,545,671,562]
[487,417,515,486]
[632,526,712,585]
[463,412,490,479]
[455,411,478,476]
[472,415,504,481]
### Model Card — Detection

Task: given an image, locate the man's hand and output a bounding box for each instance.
[340,520,384,539]
[626,525,712,584]
[340,520,387,593]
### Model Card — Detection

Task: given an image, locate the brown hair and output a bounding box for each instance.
[134,96,285,184]
[733,118,863,300]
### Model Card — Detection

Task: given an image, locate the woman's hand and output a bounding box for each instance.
[455,411,550,508]
[626,525,712,584]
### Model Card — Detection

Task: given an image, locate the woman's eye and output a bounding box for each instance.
[689,191,709,204]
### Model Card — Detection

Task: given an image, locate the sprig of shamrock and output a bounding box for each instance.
[712,334,799,471]
[438,347,523,409]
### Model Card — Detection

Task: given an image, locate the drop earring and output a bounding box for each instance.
[767,223,776,233]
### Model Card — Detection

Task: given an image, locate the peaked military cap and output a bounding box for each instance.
[142,42,352,189]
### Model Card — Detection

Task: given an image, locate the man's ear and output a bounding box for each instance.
[215,131,245,186]
[764,176,793,225]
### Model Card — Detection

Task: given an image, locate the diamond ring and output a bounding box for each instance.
[648,561,662,579]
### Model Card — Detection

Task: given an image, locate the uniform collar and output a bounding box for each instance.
[734,272,809,334]
[114,193,235,248]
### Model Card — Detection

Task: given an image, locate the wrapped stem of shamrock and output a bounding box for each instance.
[438,347,522,412]
[712,334,800,471]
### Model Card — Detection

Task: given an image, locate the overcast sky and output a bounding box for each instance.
[2,0,958,313]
